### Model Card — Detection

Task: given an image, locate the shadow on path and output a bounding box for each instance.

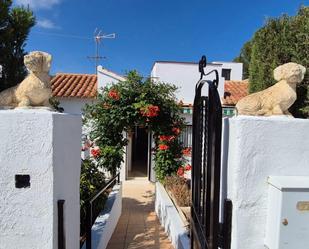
[106,179,174,249]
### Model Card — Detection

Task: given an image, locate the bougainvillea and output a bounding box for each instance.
[84,71,187,181]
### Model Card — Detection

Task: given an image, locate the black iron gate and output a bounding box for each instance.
[190,56,232,249]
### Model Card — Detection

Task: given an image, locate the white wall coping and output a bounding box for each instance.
[267,176,309,190]
[97,66,126,82]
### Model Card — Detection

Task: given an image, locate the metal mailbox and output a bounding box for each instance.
[265,176,309,249]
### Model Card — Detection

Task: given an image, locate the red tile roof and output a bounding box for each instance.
[222,80,249,106]
[51,73,97,98]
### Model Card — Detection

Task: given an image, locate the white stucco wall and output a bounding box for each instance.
[57,97,94,115]
[226,116,309,249]
[151,62,226,104]
[82,184,122,249]
[97,66,126,90]
[213,61,243,81]
[155,182,190,249]
[0,109,82,249]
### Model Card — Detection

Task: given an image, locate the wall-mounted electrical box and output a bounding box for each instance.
[265,176,309,249]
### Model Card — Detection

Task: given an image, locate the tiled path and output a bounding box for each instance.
[106,178,174,249]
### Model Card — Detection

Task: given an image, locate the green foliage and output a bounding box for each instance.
[80,159,106,235]
[83,70,186,182]
[233,41,252,79]
[235,6,309,118]
[155,139,185,182]
[49,97,64,112]
[0,0,35,91]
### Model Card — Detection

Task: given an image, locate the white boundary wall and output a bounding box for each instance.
[82,184,122,249]
[155,182,190,249]
[226,116,309,249]
[0,110,81,249]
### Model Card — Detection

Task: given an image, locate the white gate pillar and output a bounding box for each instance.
[0,110,81,249]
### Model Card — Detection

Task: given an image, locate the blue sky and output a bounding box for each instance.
[15,0,308,76]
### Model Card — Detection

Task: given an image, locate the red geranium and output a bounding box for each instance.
[140,105,160,118]
[91,148,101,158]
[108,89,120,100]
[184,164,192,171]
[158,144,169,151]
[177,166,185,177]
[172,127,181,135]
[182,147,192,156]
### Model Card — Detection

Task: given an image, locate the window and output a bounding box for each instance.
[222,69,231,80]
[223,107,235,117]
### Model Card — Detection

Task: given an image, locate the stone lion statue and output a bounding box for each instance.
[236,62,306,116]
[0,51,52,109]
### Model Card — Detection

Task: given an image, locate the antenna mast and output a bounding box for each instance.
[87,29,116,73]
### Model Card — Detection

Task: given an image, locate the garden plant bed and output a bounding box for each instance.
[155,182,190,249]
[164,175,191,229]
[165,190,190,230]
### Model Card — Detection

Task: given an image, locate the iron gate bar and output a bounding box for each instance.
[190,56,232,249]
[85,173,120,249]
[58,199,66,249]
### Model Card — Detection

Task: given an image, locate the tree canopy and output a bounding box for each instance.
[0,0,35,91]
[234,6,309,118]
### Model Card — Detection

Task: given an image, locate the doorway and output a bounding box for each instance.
[129,127,149,177]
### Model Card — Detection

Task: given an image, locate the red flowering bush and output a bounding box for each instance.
[159,135,175,142]
[84,71,186,181]
[184,164,192,171]
[177,166,185,177]
[91,148,100,158]
[172,127,181,135]
[158,144,169,150]
[108,89,120,100]
[182,147,192,156]
[140,104,160,117]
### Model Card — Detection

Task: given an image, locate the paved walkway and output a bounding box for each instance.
[106,178,174,249]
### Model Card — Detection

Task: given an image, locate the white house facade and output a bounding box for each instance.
[51,61,247,182]
[151,61,243,105]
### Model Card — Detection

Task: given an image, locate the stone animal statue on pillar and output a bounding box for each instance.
[236,62,306,116]
[0,51,52,109]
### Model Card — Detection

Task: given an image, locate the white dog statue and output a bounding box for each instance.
[0,51,52,109]
[236,62,306,116]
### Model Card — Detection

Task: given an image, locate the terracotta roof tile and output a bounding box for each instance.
[222,80,249,106]
[51,73,97,98]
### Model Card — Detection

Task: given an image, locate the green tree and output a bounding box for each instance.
[0,0,35,91]
[235,6,309,118]
[233,40,252,79]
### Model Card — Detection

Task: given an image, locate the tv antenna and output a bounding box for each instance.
[87,28,116,73]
